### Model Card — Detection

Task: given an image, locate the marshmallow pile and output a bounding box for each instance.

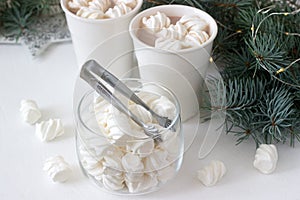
[78,91,181,193]
[141,11,210,51]
[68,0,137,19]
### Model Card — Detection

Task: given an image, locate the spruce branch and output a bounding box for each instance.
[256,86,296,143]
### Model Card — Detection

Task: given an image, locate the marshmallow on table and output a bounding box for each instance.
[253,144,278,174]
[43,155,72,183]
[20,99,42,125]
[36,119,64,142]
[197,160,226,187]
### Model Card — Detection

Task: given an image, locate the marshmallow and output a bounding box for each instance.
[35,119,64,142]
[20,99,42,125]
[43,155,72,183]
[126,173,158,193]
[197,160,226,187]
[122,153,144,172]
[144,150,169,171]
[156,22,188,40]
[253,144,278,174]
[76,7,105,19]
[89,0,112,12]
[185,30,210,47]
[102,174,125,191]
[126,139,154,157]
[105,2,132,18]
[114,0,137,8]
[79,146,105,181]
[68,0,91,13]
[155,37,183,51]
[128,104,152,130]
[179,15,209,32]
[142,11,171,33]
[149,96,176,119]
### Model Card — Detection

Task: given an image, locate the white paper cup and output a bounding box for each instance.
[129,5,218,121]
[61,0,143,77]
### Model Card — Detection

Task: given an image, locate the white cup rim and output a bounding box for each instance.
[129,4,218,53]
[60,0,143,23]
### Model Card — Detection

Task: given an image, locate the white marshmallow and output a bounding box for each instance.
[20,99,41,125]
[126,139,154,157]
[128,104,152,129]
[102,174,125,191]
[89,0,112,12]
[253,144,278,174]
[142,11,171,33]
[35,119,64,142]
[103,148,124,171]
[197,160,226,187]
[76,7,105,19]
[156,22,188,40]
[114,0,137,8]
[179,15,209,33]
[79,146,105,180]
[149,96,176,119]
[124,172,144,183]
[155,37,183,51]
[144,150,169,171]
[105,2,132,18]
[43,155,72,183]
[68,0,91,13]
[126,173,158,193]
[122,153,144,172]
[185,30,210,47]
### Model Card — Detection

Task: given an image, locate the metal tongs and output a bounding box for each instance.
[80,60,174,142]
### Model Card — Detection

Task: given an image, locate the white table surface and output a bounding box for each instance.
[1,43,300,200]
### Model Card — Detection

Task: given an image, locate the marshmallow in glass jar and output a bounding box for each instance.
[129,5,218,121]
[75,79,183,195]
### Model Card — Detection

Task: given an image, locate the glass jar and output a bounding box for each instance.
[74,79,183,195]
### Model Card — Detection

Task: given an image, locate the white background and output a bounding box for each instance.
[0,43,300,200]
